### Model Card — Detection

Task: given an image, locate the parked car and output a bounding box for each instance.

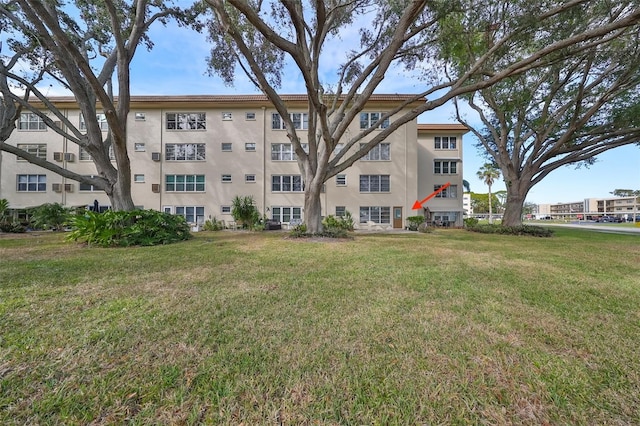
[596,215,623,223]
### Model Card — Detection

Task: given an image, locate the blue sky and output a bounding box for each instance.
[22,10,640,204]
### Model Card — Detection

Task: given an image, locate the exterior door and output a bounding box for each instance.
[393,206,403,229]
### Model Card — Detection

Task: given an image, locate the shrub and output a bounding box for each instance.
[322,211,354,232]
[66,209,192,247]
[202,217,224,231]
[289,223,308,238]
[0,198,26,233]
[464,217,479,228]
[29,203,71,231]
[407,215,426,231]
[466,223,554,237]
[231,195,260,229]
[417,222,433,233]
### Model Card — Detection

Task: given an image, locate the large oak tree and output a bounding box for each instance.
[203,0,640,233]
[451,1,640,226]
[0,0,195,210]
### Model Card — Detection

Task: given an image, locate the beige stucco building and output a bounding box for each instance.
[0,95,467,228]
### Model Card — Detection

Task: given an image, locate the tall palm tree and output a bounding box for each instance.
[477,163,501,224]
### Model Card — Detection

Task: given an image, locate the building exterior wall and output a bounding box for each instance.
[1,95,466,229]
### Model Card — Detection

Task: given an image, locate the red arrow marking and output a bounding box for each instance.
[412,182,451,210]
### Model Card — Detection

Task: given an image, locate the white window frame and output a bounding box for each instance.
[135,112,146,121]
[245,142,256,152]
[359,206,391,224]
[336,174,347,186]
[175,206,205,224]
[360,143,390,161]
[165,174,205,192]
[271,206,302,223]
[359,112,390,130]
[221,143,232,152]
[134,142,146,152]
[222,112,233,121]
[79,175,100,192]
[222,174,232,183]
[17,174,46,192]
[166,112,206,130]
[434,160,458,175]
[245,174,256,183]
[434,184,458,198]
[16,144,47,161]
[134,174,145,183]
[221,206,232,214]
[434,136,457,150]
[80,113,108,131]
[245,112,256,120]
[271,112,309,130]
[272,175,303,192]
[359,175,390,193]
[18,113,46,131]
[165,143,206,161]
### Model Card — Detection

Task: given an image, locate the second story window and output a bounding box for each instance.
[434,184,458,198]
[434,160,457,174]
[166,113,206,130]
[435,136,457,149]
[165,174,205,192]
[16,144,47,161]
[272,175,303,192]
[18,113,46,130]
[359,175,390,192]
[360,143,390,161]
[165,144,205,161]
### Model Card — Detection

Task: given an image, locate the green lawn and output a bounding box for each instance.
[1,229,639,424]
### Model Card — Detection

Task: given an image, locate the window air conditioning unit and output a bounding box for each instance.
[151,184,160,193]
[53,152,64,162]
[64,152,75,162]
[52,183,62,193]
[64,183,74,193]
[151,152,161,161]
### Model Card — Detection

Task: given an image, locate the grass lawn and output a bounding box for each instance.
[1,228,639,424]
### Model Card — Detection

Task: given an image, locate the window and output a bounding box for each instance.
[272,175,303,192]
[18,113,46,130]
[271,143,307,160]
[434,184,458,198]
[359,175,390,192]
[175,206,205,224]
[360,206,391,224]
[272,112,309,130]
[135,112,146,121]
[165,175,205,192]
[221,143,232,152]
[435,136,457,149]
[166,113,206,130]
[360,143,390,161]
[245,174,256,183]
[245,142,256,152]
[17,174,46,192]
[16,144,47,161]
[79,146,115,161]
[222,174,232,183]
[336,174,347,186]
[336,206,346,217]
[433,212,458,223]
[79,175,99,192]
[434,160,458,174]
[360,112,390,129]
[221,206,232,214]
[165,143,205,161]
[134,174,145,183]
[134,142,146,152]
[222,112,233,120]
[272,206,302,223]
[80,113,108,131]
[245,112,256,120]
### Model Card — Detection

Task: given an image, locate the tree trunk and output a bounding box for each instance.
[488,184,493,224]
[304,181,323,234]
[107,171,135,211]
[501,180,531,227]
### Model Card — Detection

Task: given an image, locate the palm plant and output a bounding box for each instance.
[477,163,501,224]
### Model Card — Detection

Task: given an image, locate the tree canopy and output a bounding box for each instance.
[0,0,196,210]
[203,0,640,232]
[452,1,640,226]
